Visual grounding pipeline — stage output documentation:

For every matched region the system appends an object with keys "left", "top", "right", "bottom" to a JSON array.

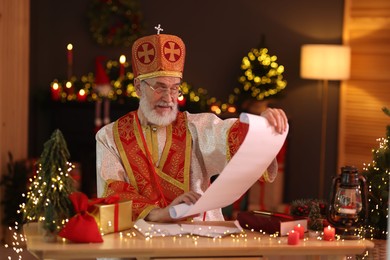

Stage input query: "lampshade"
[{"left": 300, "top": 44, "right": 351, "bottom": 80}]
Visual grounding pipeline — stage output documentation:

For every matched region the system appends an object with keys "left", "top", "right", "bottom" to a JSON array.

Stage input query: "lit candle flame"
[{"left": 120, "top": 55, "right": 126, "bottom": 64}]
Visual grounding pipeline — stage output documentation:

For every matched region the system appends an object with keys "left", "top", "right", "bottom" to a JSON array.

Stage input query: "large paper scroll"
[{"left": 169, "top": 113, "right": 289, "bottom": 219}]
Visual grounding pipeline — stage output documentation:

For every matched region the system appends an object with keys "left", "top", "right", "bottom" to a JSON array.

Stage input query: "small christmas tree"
[
  {"left": 361, "top": 107, "right": 389, "bottom": 240},
  {"left": 20, "top": 129, "right": 75, "bottom": 233}
]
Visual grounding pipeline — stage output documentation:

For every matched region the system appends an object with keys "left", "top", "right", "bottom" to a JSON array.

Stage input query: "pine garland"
[
  {"left": 50, "top": 58, "right": 213, "bottom": 112},
  {"left": 20, "top": 129, "right": 75, "bottom": 232}
]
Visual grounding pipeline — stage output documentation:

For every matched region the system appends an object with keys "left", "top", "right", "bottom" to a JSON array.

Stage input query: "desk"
[{"left": 24, "top": 222, "right": 374, "bottom": 260}]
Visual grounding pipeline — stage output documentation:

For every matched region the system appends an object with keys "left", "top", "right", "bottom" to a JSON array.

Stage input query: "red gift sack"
[{"left": 58, "top": 192, "right": 103, "bottom": 243}]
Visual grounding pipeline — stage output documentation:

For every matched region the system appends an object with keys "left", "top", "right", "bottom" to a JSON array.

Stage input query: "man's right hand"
[{"left": 144, "top": 191, "right": 201, "bottom": 222}]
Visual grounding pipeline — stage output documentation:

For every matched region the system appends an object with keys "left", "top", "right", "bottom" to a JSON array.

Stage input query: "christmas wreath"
[
  {"left": 87, "top": 0, "right": 143, "bottom": 47},
  {"left": 231, "top": 47, "right": 287, "bottom": 108}
]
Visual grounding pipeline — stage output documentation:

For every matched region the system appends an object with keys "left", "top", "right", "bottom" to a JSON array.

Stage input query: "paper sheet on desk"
[
  {"left": 169, "top": 113, "right": 289, "bottom": 219},
  {"left": 134, "top": 219, "right": 243, "bottom": 238}
]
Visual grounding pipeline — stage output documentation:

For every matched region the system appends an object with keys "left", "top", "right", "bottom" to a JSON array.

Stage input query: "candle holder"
[{"left": 327, "top": 166, "right": 368, "bottom": 240}]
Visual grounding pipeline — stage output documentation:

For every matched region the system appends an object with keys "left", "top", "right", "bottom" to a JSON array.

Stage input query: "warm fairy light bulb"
[
  {"left": 227, "top": 106, "right": 236, "bottom": 113},
  {"left": 67, "top": 43, "right": 73, "bottom": 51}
]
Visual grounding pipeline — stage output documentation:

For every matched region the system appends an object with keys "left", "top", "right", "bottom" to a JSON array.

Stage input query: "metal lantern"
[{"left": 327, "top": 166, "right": 368, "bottom": 239}]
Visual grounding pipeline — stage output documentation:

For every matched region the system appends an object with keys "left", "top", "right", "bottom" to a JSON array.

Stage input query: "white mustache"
[{"left": 156, "top": 101, "right": 175, "bottom": 107}]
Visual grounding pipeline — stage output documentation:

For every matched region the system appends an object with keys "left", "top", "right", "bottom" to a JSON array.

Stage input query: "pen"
[{"left": 253, "top": 210, "right": 294, "bottom": 219}]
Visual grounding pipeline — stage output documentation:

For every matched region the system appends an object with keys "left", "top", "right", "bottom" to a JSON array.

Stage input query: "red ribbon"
[
  {"left": 89, "top": 194, "right": 121, "bottom": 232},
  {"left": 89, "top": 194, "right": 120, "bottom": 206},
  {"left": 114, "top": 203, "right": 119, "bottom": 232}
]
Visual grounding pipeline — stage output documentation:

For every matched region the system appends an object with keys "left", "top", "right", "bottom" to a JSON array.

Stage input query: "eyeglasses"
[{"left": 143, "top": 80, "right": 183, "bottom": 97}]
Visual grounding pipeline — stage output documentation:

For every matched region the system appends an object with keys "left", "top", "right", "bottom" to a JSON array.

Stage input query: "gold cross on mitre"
[{"left": 154, "top": 24, "right": 164, "bottom": 34}]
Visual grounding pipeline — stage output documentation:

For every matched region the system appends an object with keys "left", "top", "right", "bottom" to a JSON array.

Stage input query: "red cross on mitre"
[
  {"left": 163, "top": 41, "right": 181, "bottom": 62},
  {"left": 136, "top": 42, "right": 155, "bottom": 65},
  {"left": 131, "top": 33, "right": 185, "bottom": 80}
]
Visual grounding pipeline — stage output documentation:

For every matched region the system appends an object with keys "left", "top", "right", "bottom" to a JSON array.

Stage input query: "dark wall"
[{"left": 29, "top": 0, "right": 345, "bottom": 201}]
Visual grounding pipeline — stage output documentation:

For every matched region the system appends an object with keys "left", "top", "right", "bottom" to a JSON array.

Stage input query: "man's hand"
[
  {"left": 145, "top": 191, "right": 201, "bottom": 222},
  {"left": 261, "top": 108, "right": 288, "bottom": 134}
]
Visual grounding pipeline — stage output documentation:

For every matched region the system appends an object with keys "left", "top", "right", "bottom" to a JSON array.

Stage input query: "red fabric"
[
  {"left": 89, "top": 194, "right": 120, "bottom": 207},
  {"left": 58, "top": 192, "right": 103, "bottom": 243},
  {"left": 110, "top": 111, "right": 190, "bottom": 220},
  {"left": 95, "top": 56, "right": 110, "bottom": 85},
  {"left": 114, "top": 203, "right": 119, "bottom": 232}
]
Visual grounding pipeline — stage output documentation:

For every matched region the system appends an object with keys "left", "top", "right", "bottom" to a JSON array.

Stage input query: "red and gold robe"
[{"left": 96, "top": 111, "right": 276, "bottom": 221}]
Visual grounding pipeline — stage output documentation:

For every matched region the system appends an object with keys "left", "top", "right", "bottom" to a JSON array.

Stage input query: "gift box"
[{"left": 89, "top": 199, "right": 133, "bottom": 235}]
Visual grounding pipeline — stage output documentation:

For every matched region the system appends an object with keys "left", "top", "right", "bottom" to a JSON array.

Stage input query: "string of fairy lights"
[
  {"left": 3, "top": 157, "right": 381, "bottom": 260},
  {"left": 18, "top": 161, "right": 74, "bottom": 224},
  {"left": 362, "top": 135, "right": 389, "bottom": 240}
]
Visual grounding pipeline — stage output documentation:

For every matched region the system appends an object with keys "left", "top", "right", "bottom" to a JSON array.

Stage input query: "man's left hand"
[{"left": 261, "top": 108, "right": 288, "bottom": 134}]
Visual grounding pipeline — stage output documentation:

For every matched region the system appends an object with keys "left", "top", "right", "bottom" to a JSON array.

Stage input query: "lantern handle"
[{"left": 327, "top": 175, "right": 341, "bottom": 227}]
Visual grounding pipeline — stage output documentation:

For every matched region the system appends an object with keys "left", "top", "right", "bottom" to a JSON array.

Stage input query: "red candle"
[
  {"left": 294, "top": 224, "right": 305, "bottom": 239},
  {"left": 323, "top": 225, "right": 335, "bottom": 241},
  {"left": 67, "top": 44, "right": 73, "bottom": 65},
  {"left": 119, "top": 55, "right": 126, "bottom": 78},
  {"left": 287, "top": 230, "right": 300, "bottom": 245},
  {"left": 77, "top": 89, "right": 87, "bottom": 102},
  {"left": 67, "top": 43, "right": 73, "bottom": 80},
  {"left": 177, "top": 95, "right": 186, "bottom": 107},
  {"left": 51, "top": 82, "right": 61, "bottom": 101}
]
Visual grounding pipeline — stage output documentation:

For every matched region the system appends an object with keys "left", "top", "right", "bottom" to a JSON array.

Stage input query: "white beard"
[{"left": 139, "top": 95, "right": 178, "bottom": 126}]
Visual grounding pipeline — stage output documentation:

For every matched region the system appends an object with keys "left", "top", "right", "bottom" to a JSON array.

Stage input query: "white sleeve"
[
  {"left": 186, "top": 112, "right": 279, "bottom": 182},
  {"left": 95, "top": 123, "right": 127, "bottom": 197},
  {"left": 186, "top": 112, "right": 237, "bottom": 178}
]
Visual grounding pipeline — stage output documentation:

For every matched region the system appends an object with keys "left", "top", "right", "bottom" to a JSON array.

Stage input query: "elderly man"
[{"left": 96, "top": 32, "right": 288, "bottom": 223}]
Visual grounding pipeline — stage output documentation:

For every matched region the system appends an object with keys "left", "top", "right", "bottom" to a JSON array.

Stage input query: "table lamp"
[{"left": 300, "top": 44, "right": 351, "bottom": 199}]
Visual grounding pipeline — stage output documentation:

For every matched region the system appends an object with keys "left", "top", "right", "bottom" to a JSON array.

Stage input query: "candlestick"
[
  {"left": 119, "top": 55, "right": 126, "bottom": 78},
  {"left": 323, "top": 225, "right": 335, "bottom": 241},
  {"left": 293, "top": 224, "right": 305, "bottom": 239},
  {"left": 287, "top": 230, "right": 300, "bottom": 245},
  {"left": 67, "top": 43, "right": 73, "bottom": 80}
]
